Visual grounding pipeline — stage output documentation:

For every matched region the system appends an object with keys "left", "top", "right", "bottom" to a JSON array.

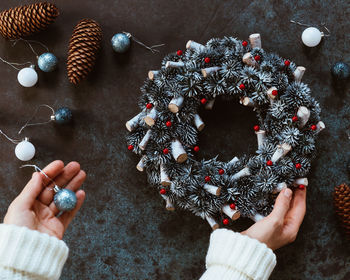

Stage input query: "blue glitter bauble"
[
  {"left": 331, "top": 62, "right": 350, "bottom": 80},
  {"left": 37, "top": 53, "right": 58, "bottom": 72},
  {"left": 111, "top": 33, "right": 131, "bottom": 53},
  {"left": 54, "top": 107, "right": 72, "bottom": 124},
  {"left": 54, "top": 189, "right": 77, "bottom": 212}
]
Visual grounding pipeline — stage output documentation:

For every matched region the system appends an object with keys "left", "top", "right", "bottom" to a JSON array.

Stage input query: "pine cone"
[
  {"left": 334, "top": 183, "right": 350, "bottom": 237},
  {"left": 67, "top": 19, "right": 102, "bottom": 84},
  {"left": 0, "top": 2, "right": 59, "bottom": 39}
]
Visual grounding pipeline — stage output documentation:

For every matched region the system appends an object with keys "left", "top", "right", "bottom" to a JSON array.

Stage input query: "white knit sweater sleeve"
[
  {"left": 0, "top": 224, "right": 69, "bottom": 280},
  {"left": 200, "top": 229, "right": 276, "bottom": 280}
]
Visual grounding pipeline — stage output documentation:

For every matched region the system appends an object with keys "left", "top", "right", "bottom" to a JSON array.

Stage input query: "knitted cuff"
[
  {"left": 201, "top": 229, "right": 276, "bottom": 280},
  {"left": 0, "top": 224, "right": 69, "bottom": 280}
]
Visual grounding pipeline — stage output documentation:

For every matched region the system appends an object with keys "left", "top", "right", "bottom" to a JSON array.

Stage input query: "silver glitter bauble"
[
  {"left": 111, "top": 33, "right": 131, "bottom": 53},
  {"left": 331, "top": 62, "right": 350, "bottom": 80},
  {"left": 38, "top": 52, "right": 58, "bottom": 72},
  {"left": 54, "top": 188, "right": 77, "bottom": 212},
  {"left": 53, "top": 107, "right": 73, "bottom": 124}
]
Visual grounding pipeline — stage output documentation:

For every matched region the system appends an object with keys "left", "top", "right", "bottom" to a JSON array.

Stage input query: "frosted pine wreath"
[{"left": 126, "top": 33, "right": 325, "bottom": 229}]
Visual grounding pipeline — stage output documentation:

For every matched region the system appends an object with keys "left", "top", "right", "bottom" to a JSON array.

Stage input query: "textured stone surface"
[{"left": 0, "top": 0, "right": 349, "bottom": 279}]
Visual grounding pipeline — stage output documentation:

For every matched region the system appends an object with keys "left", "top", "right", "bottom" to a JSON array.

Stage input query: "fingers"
[
  {"left": 38, "top": 162, "right": 81, "bottom": 205},
  {"left": 49, "top": 170, "right": 86, "bottom": 214},
  {"left": 242, "top": 188, "right": 306, "bottom": 251},
  {"left": 41, "top": 161, "right": 65, "bottom": 186},
  {"left": 269, "top": 188, "right": 293, "bottom": 221},
  {"left": 58, "top": 190, "right": 86, "bottom": 230},
  {"left": 286, "top": 188, "right": 307, "bottom": 230},
  {"left": 16, "top": 172, "right": 43, "bottom": 210}
]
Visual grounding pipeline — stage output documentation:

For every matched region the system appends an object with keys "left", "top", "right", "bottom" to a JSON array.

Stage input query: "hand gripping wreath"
[{"left": 126, "top": 33, "right": 324, "bottom": 229}]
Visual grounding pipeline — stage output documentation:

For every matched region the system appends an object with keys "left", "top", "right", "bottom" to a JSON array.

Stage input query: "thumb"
[
  {"left": 17, "top": 172, "right": 43, "bottom": 209},
  {"left": 270, "top": 188, "right": 293, "bottom": 221}
]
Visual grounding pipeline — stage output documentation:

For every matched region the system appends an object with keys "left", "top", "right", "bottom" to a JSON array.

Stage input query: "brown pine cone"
[
  {"left": 67, "top": 19, "right": 102, "bottom": 84},
  {"left": 0, "top": 2, "right": 59, "bottom": 39},
  {"left": 334, "top": 183, "right": 350, "bottom": 237}
]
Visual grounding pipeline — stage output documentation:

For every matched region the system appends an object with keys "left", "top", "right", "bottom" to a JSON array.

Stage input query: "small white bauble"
[
  {"left": 301, "top": 27, "right": 322, "bottom": 47},
  {"left": 15, "top": 140, "right": 35, "bottom": 161},
  {"left": 17, "top": 66, "right": 38, "bottom": 87}
]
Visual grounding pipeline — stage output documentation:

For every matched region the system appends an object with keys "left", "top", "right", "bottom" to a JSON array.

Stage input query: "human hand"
[
  {"left": 241, "top": 187, "right": 306, "bottom": 250},
  {"left": 3, "top": 160, "right": 86, "bottom": 240}
]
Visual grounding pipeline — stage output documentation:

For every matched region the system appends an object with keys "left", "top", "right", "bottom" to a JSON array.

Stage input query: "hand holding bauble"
[{"left": 20, "top": 164, "right": 79, "bottom": 212}]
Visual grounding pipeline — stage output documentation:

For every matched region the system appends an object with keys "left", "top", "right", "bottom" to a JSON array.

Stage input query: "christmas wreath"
[{"left": 126, "top": 33, "right": 324, "bottom": 229}]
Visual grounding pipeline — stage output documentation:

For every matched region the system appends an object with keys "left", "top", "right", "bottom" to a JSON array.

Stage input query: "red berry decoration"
[
  {"left": 194, "top": 146, "right": 200, "bottom": 152},
  {"left": 239, "top": 83, "right": 245, "bottom": 90},
  {"left": 163, "top": 148, "right": 169, "bottom": 154},
  {"left": 292, "top": 116, "right": 298, "bottom": 122},
  {"left": 242, "top": 40, "right": 248, "bottom": 47},
  {"left": 299, "top": 184, "right": 306, "bottom": 190},
  {"left": 266, "top": 160, "right": 273, "bottom": 166},
  {"left": 166, "top": 121, "right": 172, "bottom": 127},
  {"left": 205, "top": 176, "right": 211, "bottom": 182},
  {"left": 177, "top": 50, "right": 183, "bottom": 56},
  {"left": 295, "top": 163, "right": 301, "bottom": 169},
  {"left": 271, "top": 90, "right": 278, "bottom": 96},
  {"left": 159, "top": 188, "right": 166, "bottom": 195},
  {"left": 254, "top": 55, "right": 261, "bottom": 61},
  {"left": 254, "top": 125, "right": 260, "bottom": 132},
  {"left": 201, "top": 98, "right": 207, "bottom": 104},
  {"left": 219, "top": 169, "right": 225, "bottom": 175},
  {"left": 230, "top": 203, "right": 236, "bottom": 209},
  {"left": 128, "top": 145, "right": 134, "bottom": 151},
  {"left": 284, "top": 60, "right": 290, "bottom": 66},
  {"left": 204, "top": 57, "right": 211, "bottom": 63},
  {"left": 223, "top": 218, "right": 230, "bottom": 225},
  {"left": 146, "top": 103, "right": 153, "bottom": 109},
  {"left": 311, "top": 124, "right": 317, "bottom": 131}
]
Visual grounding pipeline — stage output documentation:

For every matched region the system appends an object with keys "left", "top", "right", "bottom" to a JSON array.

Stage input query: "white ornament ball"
[
  {"left": 15, "top": 140, "right": 35, "bottom": 161},
  {"left": 301, "top": 27, "right": 322, "bottom": 47},
  {"left": 17, "top": 67, "right": 38, "bottom": 87}
]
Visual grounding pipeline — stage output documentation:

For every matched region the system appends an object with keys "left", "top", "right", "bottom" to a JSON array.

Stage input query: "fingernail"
[{"left": 284, "top": 188, "right": 292, "bottom": 199}]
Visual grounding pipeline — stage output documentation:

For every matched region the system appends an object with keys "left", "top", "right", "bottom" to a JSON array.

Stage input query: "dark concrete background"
[{"left": 0, "top": 0, "right": 349, "bottom": 279}]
